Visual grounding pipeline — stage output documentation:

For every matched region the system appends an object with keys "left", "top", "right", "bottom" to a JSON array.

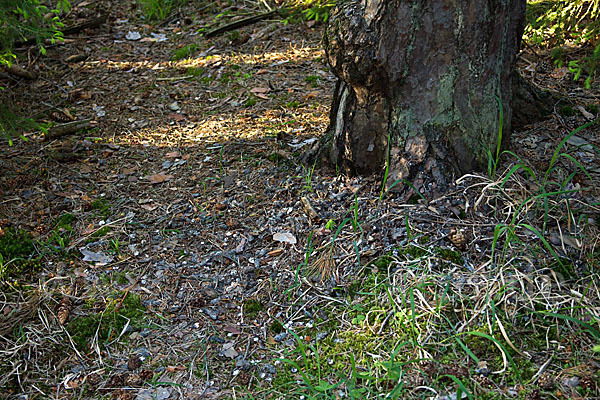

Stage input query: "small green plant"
[
  {"left": 301, "top": 163, "right": 316, "bottom": 192},
  {"left": 525, "top": 0, "right": 600, "bottom": 88},
  {"left": 301, "top": 0, "right": 336, "bottom": 22},
  {"left": 305, "top": 74, "right": 319, "bottom": 86},
  {"left": 244, "top": 96, "right": 257, "bottom": 107},
  {"left": 0, "top": 0, "right": 69, "bottom": 66},
  {"left": 109, "top": 238, "right": 120, "bottom": 255},
  {"left": 138, "top": 0, "right": 186, "bottom": 21},
  {"left": 0, "top": 102, "right": 49, "bottom": 145},
  {"left": 487, "top": 95, "right": 504, "bottom": 178},
  {"left": 324, "top": 219, "right": 335, "bottom": 230}
]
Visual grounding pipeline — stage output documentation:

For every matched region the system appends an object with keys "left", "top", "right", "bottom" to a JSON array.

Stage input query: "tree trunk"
[{"left": 323, "top": 0, "right": 527, "bottom": 191}]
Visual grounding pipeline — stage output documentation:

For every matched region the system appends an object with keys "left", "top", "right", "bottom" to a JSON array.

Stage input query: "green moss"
[
  {"left": 558, "top": 105, "right": 576, "bottom": 117},
  {"left": 585, "top": 103, "right": 599, "bottom": 114},
  {"left": 285, "top": 101, "right": 301, "bottom": 108},
  {"left": 226, "top": 30, "right": 240, "bottom": 42},
  {"left": 102, "top": 271, "right": 128, "bottom": 285},
  {"left": 370, "top": 255, "right": 393, "bottom": 270},
  {"left": 406, "top": 194, "right": 421, "bottom": 204},
  {"left": 91, "top": 199, "right": 111, "bottom": 218},
  {"left": 186, "top": 66, "right": 204, "bottom": 76},
  {"left": 268, "top": 152, "right": 286, "bottom": 163},
  {"left": 305, "top": 75, "right": 319, "bottom": 87},
  {"left": 418, "top": 235, "right": 430, "bottom": 245},
  {"left": 0, "top": 227, "right": 41, "bottom": 288},
  {"left": 549, "top": 257, "right": 576, "bottom": 279},
  {"left": 244, "top": 299, "right": 263, "bottom": 318},
  {"left": 435, "top": 247, "right": 463, "bottom": 265},
  {"left": 396, "top": 245, "right": 427, "bottom": 259},
  {"left": 171, "top": 44, "right": 201, "bottom": 61},
  {"left": 0, "top": 227, "right": 35, "bottom": 261},
  {"left": 55, "top": 213, "right": 76, "bottom": 230},
  {"left": 270, "top": 320, "right": 284, "bottom": 334},
  {"left": 90, "top": 226, "right": 112, "bottom": 239},
  {"left": 66, "top": 293, "right": 144, "bottom": 351}
]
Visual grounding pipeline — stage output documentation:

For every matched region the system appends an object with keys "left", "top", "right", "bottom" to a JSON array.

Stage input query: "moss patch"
[
  {"left": 243, "top": 299, "right": 263, "bottom": 318},
  {"left": 66, "top": 293, "right": 144, "bottom": 351},
  {"left": 0, "top": 227, "right": 35, "bottom": 261},
  {"left": 0, "top": 227, "right": 41, "bottom": 288},
  {"left": 91, "top": 198, "right": 111, "bottom": 218},
  {"left": 171, "top": 44, "right": 201, "bottom": 61}
]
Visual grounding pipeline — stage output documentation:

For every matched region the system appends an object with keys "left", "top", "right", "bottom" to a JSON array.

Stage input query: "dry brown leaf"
[
  {"left": 167, "top": 113, "right": 185, "bottom": 121},
  {"left": 147, "top": 172, "right": 173, "bottom": 184},
  {"left": 576, "top": 105, "right": 595, "bottom": 120},
  {"left": 79, "top": 224, "right": 96, "bottom": 235},
  {"left": 79, "top": 164, "right": 93, "bottom": 174},
  {"left": 224, "top": 324, "right": 242, "bottom": 335},
  {"left": 250, "top": 87, "right": 270, "bottom": 94},
  {"left": 122, "top": 166, "right": 137, "bottom": 175},
  {"left": 551, "top": 67, "right": 569, "bottom": 79},
  {"left": 268, "top": 249, "right": 283, "bottom": 257},
  {"left": 165, "top": 151, "right": 181, "bottom": 159}
]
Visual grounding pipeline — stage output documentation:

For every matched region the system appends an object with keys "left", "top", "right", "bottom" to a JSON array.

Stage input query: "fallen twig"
[{"left": 44, "top": 119, "right": 91, "bottom": 141}]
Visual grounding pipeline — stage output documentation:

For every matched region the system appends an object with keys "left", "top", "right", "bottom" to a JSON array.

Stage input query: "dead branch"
[{"left": 204, "top": 9, "right": 287, "bottom": 38}]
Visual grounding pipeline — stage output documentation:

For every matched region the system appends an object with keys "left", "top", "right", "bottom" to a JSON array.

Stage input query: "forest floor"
[{"left": 1, "top": 1, "right": 600, "bottom": 399}]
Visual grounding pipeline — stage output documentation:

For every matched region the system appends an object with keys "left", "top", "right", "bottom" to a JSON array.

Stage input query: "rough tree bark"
[{"left": 322, "top": 0, "right": 527, "bottom": 192}]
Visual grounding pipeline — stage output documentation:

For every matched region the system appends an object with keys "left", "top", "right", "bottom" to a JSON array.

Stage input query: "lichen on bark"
[{"left": 323, "top": 0, "right": 527, "bottom": 192}]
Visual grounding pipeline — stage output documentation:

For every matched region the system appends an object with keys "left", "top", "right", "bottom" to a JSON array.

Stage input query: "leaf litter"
[{"left": 0, "top": 1, "right": 599, "bottom": 399}]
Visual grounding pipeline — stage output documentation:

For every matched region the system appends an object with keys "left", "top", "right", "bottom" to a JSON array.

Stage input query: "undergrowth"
[
  {"left": 525, "top": 0, "right": 600, "bottom": 87},
  {"left": 255, "top": 121, "right": 600, "bottom": 399}
]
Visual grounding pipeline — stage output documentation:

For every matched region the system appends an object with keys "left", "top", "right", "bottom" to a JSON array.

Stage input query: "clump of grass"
[
  {"left": 267, "top": 241, "right": 600, "bottom": 398},
  {"left": 138, "top": 0, "right": 187, "bottom": 21}
]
